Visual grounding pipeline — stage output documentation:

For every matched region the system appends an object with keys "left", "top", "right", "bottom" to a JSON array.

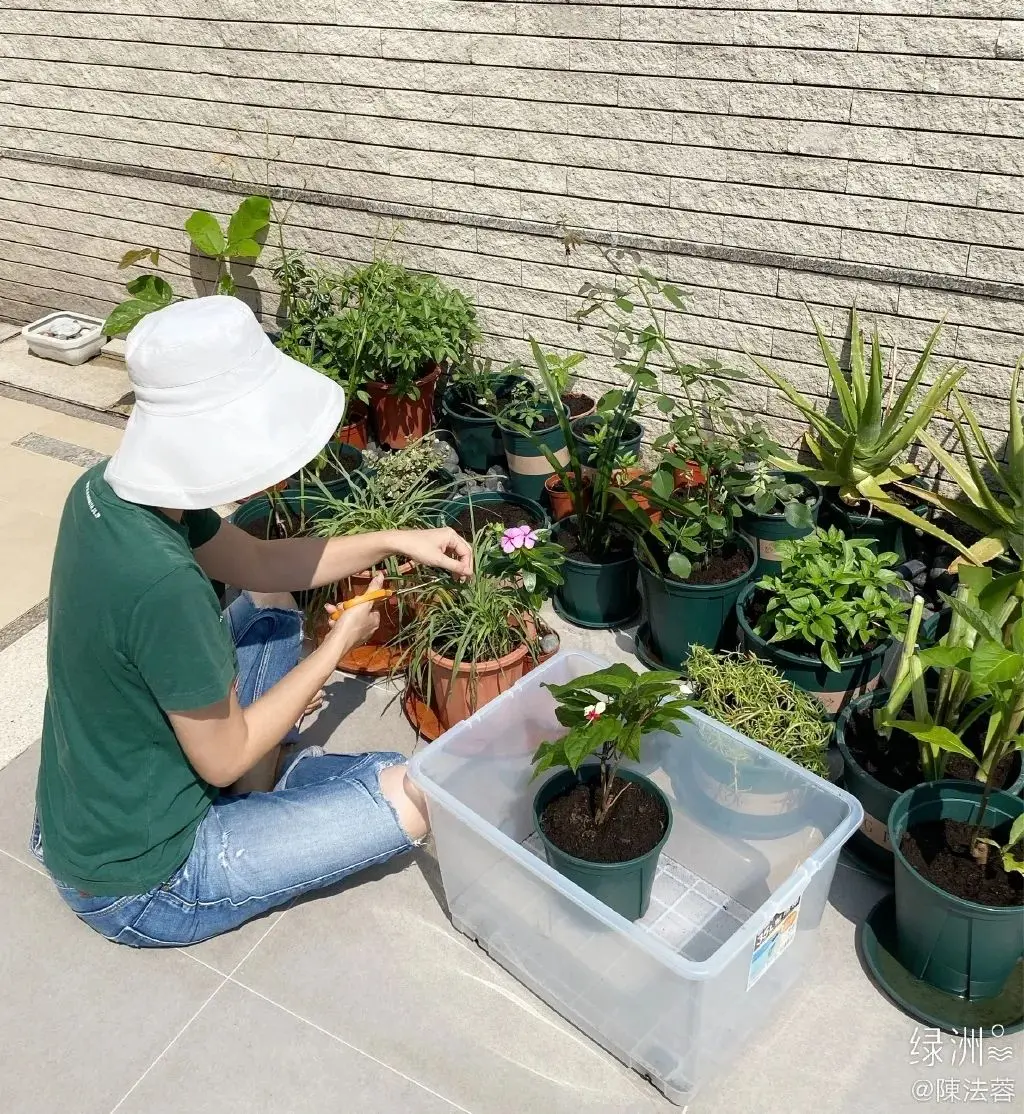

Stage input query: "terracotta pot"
[
  {"left": 673, "top": 459, "right": 706, "bottom": 490},
  {"left": 617, "top": 467, "right": 662, "bottom": 525},
  {"left": 334, "top": 400, "right": 370, "bottom": 450},
  {"left": 367, "top": 365, "right": 442, "bottom": 449},
  {"left": 340, "top": 563, "right": 415, "bottom": 645},
  {"left": 427, "top": 642, "right": 531, "bottom": 730},
  {"left": 544, "top": 472, "right": 590, "bottom": 521}
]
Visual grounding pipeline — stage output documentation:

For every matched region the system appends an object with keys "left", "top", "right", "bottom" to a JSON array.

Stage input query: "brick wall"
[{"left": 1, "top": 1, "right": 1022, "bottom": 455}]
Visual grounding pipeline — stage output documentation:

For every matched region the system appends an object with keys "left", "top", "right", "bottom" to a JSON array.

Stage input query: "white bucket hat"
[{"left": 105, "top": 296, "right": 345, "bottom": 509}]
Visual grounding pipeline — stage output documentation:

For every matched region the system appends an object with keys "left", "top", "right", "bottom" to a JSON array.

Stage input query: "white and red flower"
[{"left": 584, "top": 701, "right": 606, "bottom": 722}]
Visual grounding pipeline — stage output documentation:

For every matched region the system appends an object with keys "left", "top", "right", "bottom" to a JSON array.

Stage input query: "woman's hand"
[
  {"left": 323, "top": 571, "right": 383, "bottom": 654},
  {"left": 393, "top": 527, "right": 473, "bottom": 579}
]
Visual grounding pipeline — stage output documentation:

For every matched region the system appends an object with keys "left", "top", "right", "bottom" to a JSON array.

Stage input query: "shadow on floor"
[
  {"left": 292, "top": 673, "right": 375, "bottom": 750},
  {"left": 827, "top": 861, "right": 889, "bottom": 927}
]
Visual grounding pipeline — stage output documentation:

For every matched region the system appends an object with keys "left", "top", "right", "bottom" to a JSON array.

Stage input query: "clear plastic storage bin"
[{"left": 408, "top": 651, "right": 863, "bottom": 1106}]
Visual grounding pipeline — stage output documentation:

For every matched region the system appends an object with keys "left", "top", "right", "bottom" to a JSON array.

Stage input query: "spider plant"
[
  {"left": 892, "top": 358, "right": 1024, "bottom": 566},
  {"left": 753, "top": 308, "right": 965, "bottom": 500},
  {"left": 401, "top": 531, "right": 540, "bottom": 711}
]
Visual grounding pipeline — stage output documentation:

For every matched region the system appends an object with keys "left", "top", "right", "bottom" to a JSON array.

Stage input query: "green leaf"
[
  {"left": 125, "top": 274, "right": 174, "bottom": 306},
  {"left": 969, "top": 644, "right": 1024, "bottom": 687},
  {"left": 1007, "top": 814, "right": 1024, "bottom": 849},
  {"left": 663, "top": 285, "right": 686, "bottom": 310},
  {"left": 918, "top": 644, "right": 972, "bottom": 671},
  {"left": 656, "top": 395, "right": 676, "bottom": 414},
  {"left": 820, "top": 643, "right": 841, "bottom": 672},
  {"left": 217, "top": 273, "right": 237, "bottom": 296},
  {"left": 942, "top": 593, "right": 1005, "bottom": 646},
  {"left": 784, "top": 501, "right": 813, "bottom": 529},
  {"left": 228, "top": 237, "right": 263, "bottom": 260},
  {"left": 184, "top": 210, "right": 226, "bottom": 257},
  {"left": 615, "top": 297, "right": 634, "bottom": 312},
  {"left": 118, "top": 247, "right": 159, "bottom": 269},
  {"left": 668, "top": 552, "right": 692, "bottom": 580},
  {"left": 102, "top": 299, "right": 159, "bottom": 336},
  {"left": 651, "top": 467, "right": 675, "bottom": 500},
  {"left": 225, "top": 195, "right": 271, "bottom": 251},
  {"left": 897, "top": 721, "right": 977, "bottom": 761}
]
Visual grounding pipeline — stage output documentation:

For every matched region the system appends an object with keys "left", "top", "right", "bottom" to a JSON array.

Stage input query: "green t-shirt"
[{"left": 36, "top": 464, "right": 237, "bottom": 896}]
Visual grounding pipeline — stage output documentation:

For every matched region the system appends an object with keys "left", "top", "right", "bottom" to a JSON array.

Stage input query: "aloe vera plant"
[
  {"left": 753, "top": 308, "right": 965, "bottom": 501},
  {"left": 894, "top": 358, "right": 1024, "bottom": 566}
]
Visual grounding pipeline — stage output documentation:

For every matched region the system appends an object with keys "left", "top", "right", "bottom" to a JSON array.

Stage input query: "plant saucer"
[
  {"left": 551, "top": 595, "right": 641, "bottom": 631},
  {"left": 633, "top": 622, "right": 679, "bottom": 673},
  {"left": 336, "top": 642, "right": 404, "bottom": 678},
  {"left": 402, "top": 686, "right": 444, "bottom": 743},
  {"left": 858, "top": 895, "right": 1023, "bottom": 1036}
]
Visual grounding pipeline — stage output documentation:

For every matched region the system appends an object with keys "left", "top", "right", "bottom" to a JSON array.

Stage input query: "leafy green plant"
[
  {"left": 753, "top": 527, "right": 910, "bottom": 671},
  {"left": 499, "top": 378, "right": 553, "bottom": 430},
  {"left": 892, "top": 358, "right": 1024, "bottom": 566},
  {"left": 532, "top": 664, "right": 691, "bottom": 826},
  {"left": 446, "top": 356, "right": 526, "bottom": 417},
  {"left": 740, "top": 463, "right": 816, "bottom": 525},
  {"left": 477, "top": 522, "right": 565, "bottom": 611},
  {"left": 401, "top": 533, "right": 540, "bottom": 708},
  {"left": 360, "top": 434, "right": 452, "bottom": 502},
  {"left": 104, "top": 195, "right": 271, "bottom": 334},
  {"left": 878, "top": 565, "right": 1024, "bottom": 791},
  {"left": 332, "top": 258, "right": 480, "bottom": 399},
  {"left": 752, "top": 308, "right": 965, "bottom": 504},
  {"left": 685, "top": 646, "right": 831, "bottom": 777},
  {"left": 526, "top": 348, "right": 587, "bottom": 401}
]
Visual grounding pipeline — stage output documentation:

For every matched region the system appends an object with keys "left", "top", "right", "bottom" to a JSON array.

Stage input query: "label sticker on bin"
[{"left": 747, "top": 897, "right": 801, "bottom": 990}]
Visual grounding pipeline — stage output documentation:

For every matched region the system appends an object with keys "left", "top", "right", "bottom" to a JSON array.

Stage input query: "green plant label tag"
[{"left": 747, "top": 897, "right": 801, "bottom": 990}]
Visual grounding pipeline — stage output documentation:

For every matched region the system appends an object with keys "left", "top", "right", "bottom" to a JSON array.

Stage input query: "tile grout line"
[
  {"left": 225, "top": 977, "right": 477, "bottom": 1114},
  {"left": 107, "top": 912, "right": 287, "bottom": 1113},
  {"left": 0, "top": 845, "right": 47, "bottom": 878}
]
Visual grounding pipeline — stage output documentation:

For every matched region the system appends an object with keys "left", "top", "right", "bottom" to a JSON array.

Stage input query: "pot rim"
[
  {"left": 636, "top": 533, "right": 757, "bottom": 595},
  {"left": 532, "top": 764, "right": 674, "bottom": 871},
  {"left": 738, "top": 471, "right": 823, "bottom": 519},
  {"left": 366, "top": 363, "right": 443, "bottom": 396},
  {"left": 889, "top": 779, "right": 1024, "bottom": 915},
  {"left": 426, "top": 639, "right": 531, "bottom": 674},
  {"left": 737, "top": 581, "right": 892, "bottom": 669},
  {"left": 338, "top": 399, "right": 370, "bottom": 424},
  {"left": 440, "top": 490, "right": 549, "bottom": 529}
]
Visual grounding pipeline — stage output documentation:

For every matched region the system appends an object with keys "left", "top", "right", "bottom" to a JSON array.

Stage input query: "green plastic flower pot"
[
  {"left": 637, "top": 537, "right": 757, "bottom": 669},
  {"left": 287, "top": 443, "right": 362, "bottom": 495},
  {"left": 554, "top": 517, "right": 640, "bottom": 628},
  {"left": 889, "top": 780, "right": 1024, "bottom": 1000},
  {"left": 442, "top": 374, "right": 527, "bottom": 472},
  {"left": 532, "top": 765, "right": 673, "bottom": 921},
  {"left": 230, "top": 485, "right": 334, "bottom": 538},
  {"left": 739, "top": 472, "right": 822, "bottom": 576},
  {"left": 438, "top": 490, "right": 548, "bottom": 533},
  {"left": 572, "top": 416, "right": 644, "bottom": 467},
  {"left": 736, "top": 583, "right": 891, "bottom": 717},
  {"left": 835, "top": 691, "right": 902, "bottom": 875},
  {"left": 499, "top": 417, "right": 569, "bottom": 503}
]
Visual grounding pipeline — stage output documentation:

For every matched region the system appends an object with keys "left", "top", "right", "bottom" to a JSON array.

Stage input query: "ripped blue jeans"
[{"left": 30, "top": 592, "right": 415, "bottom": 947}]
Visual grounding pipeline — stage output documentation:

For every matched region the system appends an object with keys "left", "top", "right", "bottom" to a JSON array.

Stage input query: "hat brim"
[{"left": 105, "top": 348, "right": 346, "bottom": 509}]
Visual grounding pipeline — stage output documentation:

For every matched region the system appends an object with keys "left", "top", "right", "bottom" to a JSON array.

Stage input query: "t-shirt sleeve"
[
  {"left": 126, "top": 567, "right": 236, "bottom": 713},
  {"left": 183, "top": 507, "right": 222, "bottom": 550}
]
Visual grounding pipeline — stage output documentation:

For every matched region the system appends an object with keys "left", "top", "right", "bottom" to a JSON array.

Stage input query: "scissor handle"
[{"left": 327, "top": 588, "right": 394, "bottom": 620}]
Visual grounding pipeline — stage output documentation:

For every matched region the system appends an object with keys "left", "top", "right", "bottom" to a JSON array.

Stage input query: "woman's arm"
[
  {"left": 195, "top": 521, "right": 472, "bottom": 592},
  {"left": 168, "top": 590, "right": 381, "bottom": 787}
]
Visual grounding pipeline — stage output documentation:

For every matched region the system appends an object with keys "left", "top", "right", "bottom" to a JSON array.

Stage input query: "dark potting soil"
[
  {"left": 562, "top": 392, "right": 595, "bottom": 418},
  {"left": 541, "top": 776, "right": 667, "bottom": 864},
  {"left": 900, "top": 820, "right": 1023, "bottom": 908},
  {"left": 450, "top": 500, "right": 544, "bottom": 539},
  {"left": 744, "top": 589, "right": 883, "bottom": 658},
  {"left": 666, "top": 541, "right": 752, "bottom": 585},
  {"left": 558, "top": 522, "right": 632, "bottom": 564},
  {"left": 846, "top": 707, "right": 1021, "bottom": 795}
]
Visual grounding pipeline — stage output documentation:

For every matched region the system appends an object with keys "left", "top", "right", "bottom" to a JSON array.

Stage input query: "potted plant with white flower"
[{"left": 531, "top": 664, "right": 691, "bottom": 920}]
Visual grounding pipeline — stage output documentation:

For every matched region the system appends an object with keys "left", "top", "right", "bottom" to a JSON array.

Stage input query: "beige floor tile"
[
  {"left": 0, "top": 500, "right": 58, "bottom": 627},
  {"left": 32, "top": 410, "right": 124, "bottom": 455},
  {"left": 0, "top": 444, "right": 82, "bottom": 520},
  {"left": 0, "top": 395, "right": 46, "bottom": 446}
]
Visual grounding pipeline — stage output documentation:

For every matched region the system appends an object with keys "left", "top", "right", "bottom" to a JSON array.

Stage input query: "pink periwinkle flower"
[{"left": 501, "top": 524, "right": 539, "bottom": 554}]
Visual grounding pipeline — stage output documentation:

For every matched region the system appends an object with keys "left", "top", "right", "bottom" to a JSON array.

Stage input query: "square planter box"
[
  {"left": 409, "top": 651, "right": 862, "bottom": 1106},
  {"left": 22, "top": 312, "right": 107, "bottom": 365}
]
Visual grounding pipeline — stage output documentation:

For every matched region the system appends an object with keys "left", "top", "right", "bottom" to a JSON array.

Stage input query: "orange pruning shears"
[{"left": 326, "top": 578, "right": 443, "bottom": 622}]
